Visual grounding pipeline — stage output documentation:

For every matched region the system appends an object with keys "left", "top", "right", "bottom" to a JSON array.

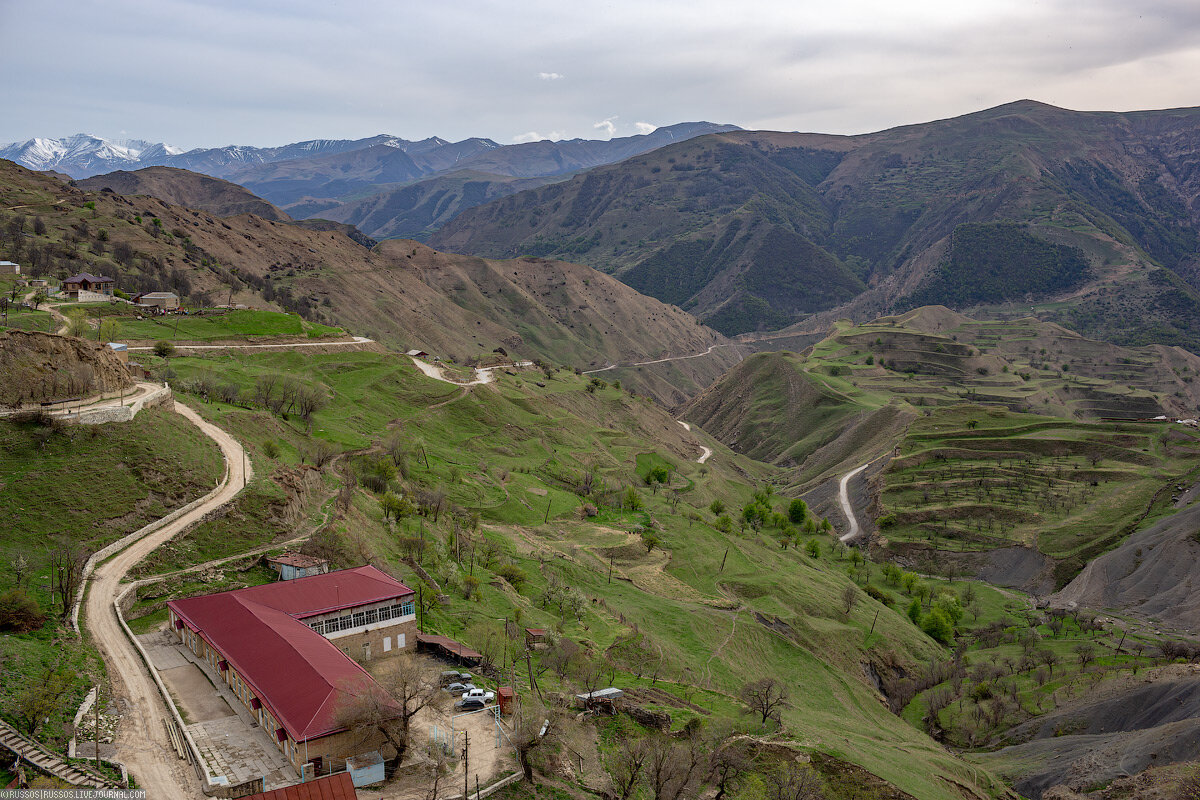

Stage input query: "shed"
[
  {"left": 496, "top": 686, "right": 516, "bottom": 715},
  {"left": 415, "top": 633, "right": 482, "bottom": 666},
  {"left": 346, "top": 751, "right": 385, "bottom": 788},
  {"left": 133, "top": 291, "right": 180, "bottom": 310},
  {"left": 106, "top": 342, "right": 129, "bottom": 363},
  {"left": 266, "top": 552, "right": 330, "bottom": 581},
  {"left": 0, "top": 261, "right": 19, "bottom": 275},
  {"left": 524, "top": 628, "right": 548, "bottom": 648},
  {"left": 575, "top": 687, "right": 624, "bottom": 707},
  {"left": 406, "top": 349, "right": 429, "bottom": 358}
]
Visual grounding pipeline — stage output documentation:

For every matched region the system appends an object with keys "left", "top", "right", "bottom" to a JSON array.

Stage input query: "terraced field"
[{"left": 878, "top": 405, "right": 1200, "bottom": 582}]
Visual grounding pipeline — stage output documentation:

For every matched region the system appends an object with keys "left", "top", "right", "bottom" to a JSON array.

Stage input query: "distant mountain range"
[
  {"left": 0, "top": 123, "right": 741, "bottom": 239},
  {"left": 430, "top": 100, "right": 1200, "bottom": 350}
]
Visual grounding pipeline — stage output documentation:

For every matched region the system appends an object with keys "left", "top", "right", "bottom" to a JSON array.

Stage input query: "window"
[
  {"left": 352, "top": 611, "right": 367, "bottom": 628},
  {"left": 399, "top": 600, "right": 415, "bottom": 617},
  {"left": 398, "top": 633, "right": 406, "bottom": 648},
  {"left": 364, "top": 608, "right": 378, "bottom": 625},
  {"left": 383, "top": 637, "right": 391, "bottom": 652}
]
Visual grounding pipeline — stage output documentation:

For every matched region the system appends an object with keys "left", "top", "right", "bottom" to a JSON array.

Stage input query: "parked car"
[
  {"left": 455, "top": 697, "right": 487, "bottom": 711},
  {"left": 440, "top": 670, "right": 473, "bottom": 686},
  {"left": 461, "top": 687, "right": 494, "bottom": 703},
  {"left": 444, "top": 682, "right": 469, "bottom": 694}
]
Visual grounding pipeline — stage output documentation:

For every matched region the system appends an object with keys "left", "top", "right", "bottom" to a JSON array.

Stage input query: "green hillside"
[{"left": 100, "top": 346, "right": 1013, "bottom": 800}]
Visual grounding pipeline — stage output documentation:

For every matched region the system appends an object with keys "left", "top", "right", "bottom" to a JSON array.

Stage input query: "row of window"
[{"left": 307, "top": 600, "right": 414, "bottom": 635}]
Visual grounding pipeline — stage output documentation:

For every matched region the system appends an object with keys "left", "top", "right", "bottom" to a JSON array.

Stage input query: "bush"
[
  {"left": 153, "top": 340, "right": 176, "bottom": 358},
  {"left": 922, "top": 608, "right": 954, "bottom": 644},
  {"left": 262, "top": 440, "right": 281, "bottom": 459},
  {"left": 497, "top": 564, "right": 528, "bottom": 591},
  {"left": 865, "top": 584, "right": 894, "bottom": 606},
  {"left": 0, "top": 589, "right": 47, "bottom": 633}
]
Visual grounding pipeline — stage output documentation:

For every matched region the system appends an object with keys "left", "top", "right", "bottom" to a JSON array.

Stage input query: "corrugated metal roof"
[
  {"left": 168, "top": 566, "right": 412, "bottom": 742},
  {"left": 244, "top": 772, "right": 357, "bottom": 800}
]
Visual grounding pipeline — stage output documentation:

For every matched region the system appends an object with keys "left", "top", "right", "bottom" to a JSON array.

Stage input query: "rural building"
[
  {"left": 0, "top": 261, "right": 19, "bottom": 274},
  {"left": 267, "top": 552, "right": 330, "bottom": 580},
  {"left": 524, "top": 628, "right": 548, "bottom": 648},
  {"left": 405, "top": 349, "right": 429, "bottom": 359},
  {"left": 106, "top": 342, "right": 129, "bottom": 363},
  {"left": 132, "top": 291, "right": 180, "bottom": 310},
  {"left": 26, "top": 278, "right": 47, "bottom": 288},
  {"left": 62, "top": 272, "right": 115, "bottom": 298},
  {"left": 166, "top": 566, "right": 418, "bottom": 781},
  {"left": 415, "top": 633, "right": 482, "bottom": 666},
  {"left": 242, "top": 771, "right": 358, "bottom": 799}
]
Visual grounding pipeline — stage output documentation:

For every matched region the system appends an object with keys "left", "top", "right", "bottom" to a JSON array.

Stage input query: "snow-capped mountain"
[{"left": 0, "top": 134, "right": 185, "bottom": 177}]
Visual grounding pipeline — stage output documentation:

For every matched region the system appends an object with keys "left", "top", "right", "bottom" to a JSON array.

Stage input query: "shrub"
[
  {"left": 497, "top": 564, "right": 528, "bottom": 591},
  {"left": 865, "top": 584, "right": 894, "bottom": 606},
  {"left": 262, "top": 440, "right": 281, "bottom": 459},
  {"left": 153, "top": 340, "right": 176, "bottom": 358},
  {"left": 922, "top": 608, "right": 954, "bottom": 644},
  {"left": 0, "top": 589, "right": 47, "bottom": 633}
]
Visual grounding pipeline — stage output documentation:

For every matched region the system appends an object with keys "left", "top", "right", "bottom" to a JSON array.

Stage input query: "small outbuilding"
[
  {"left": 406, "top": 349, "right": 429, "bottom": 359},
  {"left": 132, "top": 291, "right": 180, "bottom": 310},
  {"left": 496, "top": 686, "right": 517, "bottom": 715},
  {"left": 266, "top": 552, "right": 330, "bottom": 580},
  {"left": 415, "top": 633, "right": 482, "bottom": 666},
  {"left": 525, "top": 628, "right": 548, "bottom": 648},
  {"left": 0, "top": 261, "right": 20, "bottom": 275},
  {"left": 106, "top": 342, "right": 129, "bottom": 363}
]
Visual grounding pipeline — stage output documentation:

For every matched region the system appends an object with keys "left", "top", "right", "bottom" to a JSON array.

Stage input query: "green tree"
[
  {"left": 804, "top": 539, "right": 820, "bottom": 558},
  {"left": 787, "top": 498, "right": 808, "bottom": 524},
  {"left": 709, "top": 499, "right": 726, "bottom": 516},
  {"left": 922, "top": 608, "right": 954, "bottom": 644},
  {"left": 907, "top": 597, "right": 922, "bottom": 625}
]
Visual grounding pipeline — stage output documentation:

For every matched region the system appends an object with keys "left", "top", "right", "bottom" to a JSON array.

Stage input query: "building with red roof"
[
  {"left": 167, "top": 566, "right": 417, "bottom": 780},
  {"left": 243, "top": 771, "right": 357, "bottom": 800}
]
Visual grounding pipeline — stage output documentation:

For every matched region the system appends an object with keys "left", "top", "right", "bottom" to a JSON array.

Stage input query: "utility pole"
[
  {"left": 462, "top": 731, "right": 470, "bottom": 800},
  {"left": 93, "top": 686, "right": 101, "bottom": 770}
]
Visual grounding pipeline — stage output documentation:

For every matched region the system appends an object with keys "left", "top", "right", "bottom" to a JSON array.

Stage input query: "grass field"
[
  {"left": 0, "top": 405, "right": 222, "bottom": 750},
  {"left": 121, "top": 346, "right": 1008, "bottom": 800},
  {"left": 105, "top": 308, "right": 343, "bottom": 341}
]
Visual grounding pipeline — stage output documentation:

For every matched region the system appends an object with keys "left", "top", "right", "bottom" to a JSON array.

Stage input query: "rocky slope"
[
  {"left": 78, "top": 167, "right": 291, "bottom": 222},
  {"left": 0, "top": 160, "right": 737, "bottom": 405}
]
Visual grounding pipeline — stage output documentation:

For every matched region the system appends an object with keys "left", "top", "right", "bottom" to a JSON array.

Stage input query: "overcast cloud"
[{"left": 2, "top": 0, "right": 1198, "bottom": 149}]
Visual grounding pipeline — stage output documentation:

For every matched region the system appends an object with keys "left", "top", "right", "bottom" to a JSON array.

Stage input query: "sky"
[{"left": 2, "top": 0, "right": 1199, "bottom": 149}]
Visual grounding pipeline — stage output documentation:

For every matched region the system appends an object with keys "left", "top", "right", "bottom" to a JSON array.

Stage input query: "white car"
[{"left": 461, "top": 687, "right": 494, "bottom": 703}]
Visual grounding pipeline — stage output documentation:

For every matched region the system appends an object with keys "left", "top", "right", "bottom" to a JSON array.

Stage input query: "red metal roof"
[
  {"left": 416, "top": 633, "right": 483, "bottom": 660},
  {"left": 244, "top": 772, "right": 357, "bottom": 800},
  {"left": 168, "top": 566, "right": 411, "bottom": 742}
]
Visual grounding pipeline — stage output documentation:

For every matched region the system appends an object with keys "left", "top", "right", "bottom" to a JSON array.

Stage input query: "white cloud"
[
  {"left": 537, "top": 72, "right": 564, "bottom": 81},
  {"left": 593, "top": 117, "right": 618, "bottom": 138},
  {"left": 634, "top": 121, "right": 656, "bottom": 135}
]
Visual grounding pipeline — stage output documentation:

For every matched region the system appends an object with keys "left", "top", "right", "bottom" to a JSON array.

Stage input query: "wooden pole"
[
  {"left": 462, "top": 732, "right": 469, "bottom": 800},
  {"left": 93, "top": 686, "right": 100, "bottom": 770}
]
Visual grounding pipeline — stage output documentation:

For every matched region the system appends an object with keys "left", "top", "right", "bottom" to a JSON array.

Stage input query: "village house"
[
  {"left": 0, "top": 260, "right": 20, "bottom": 275},
  {"left": 131, "top": 291, "right": 180, "bottom": 310},
  {"left": 166, "top": 566, "right": 418, "bottom": 781},
  {"left": 62, "top": 272, "right": 116, "bottom": 299}
]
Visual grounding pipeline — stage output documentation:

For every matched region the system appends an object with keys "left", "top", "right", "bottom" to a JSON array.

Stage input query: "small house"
[
  {"left": 525, "top": 628, "right": 548, "bottom": 648},
  {"left": 575, "top": 687, "right": 624, "bottom": 709},
  {"left": 62, "top": 272, "right": 115, "bottom": 299},
  {"left": 106, "top": 342, "right": 129, "bottom": 363},
  {"left": 0, "top": 261, "right": 19, "bottom": 275},
  {"left": 26, "top": 278, "right": 47, "bottom": 288},
  {"left": 132, "top": 291, "right": 180, "bottom": 311},
  {"left": 266, "top": 552, "right": 330, "bottom": 580},
  {"left": 243, "top": 771, "right": 358, "bottom": 799},
  {"left": 406, "top": 349, "right": 429, "bottom": 359}
]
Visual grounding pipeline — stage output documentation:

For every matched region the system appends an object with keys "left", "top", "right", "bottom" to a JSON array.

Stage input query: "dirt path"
[
  {"left": 410, "top": 357, "right": 532, "bottom": 386},
  {"left": 582, "top": 341, "right": 738, "bottom": 374},
  {"left": 84, "top": 400, "right": 250, "bottom": 799},
  {"left": 676, "top": 420, "right": 713, "bottom": 464},
  {"left": 838, "top": 463, "right": 869, "bottom": 542}
]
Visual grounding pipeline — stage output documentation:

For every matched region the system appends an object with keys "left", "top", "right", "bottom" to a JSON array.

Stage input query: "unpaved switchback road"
[
  {"left": 676, "top": 420, "right": 713, "bottom": 464},
  {"left": 582, "top": 342, "right": 739, "bottom": 374},
  {"left": 838, "top": 463, "right": 870, "bottom": 542},
  {"left": 84, "top": 400, "right": 250, "bottom": 799}
]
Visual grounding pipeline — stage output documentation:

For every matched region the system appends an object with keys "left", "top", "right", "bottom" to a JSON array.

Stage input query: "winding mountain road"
[
  {"left": 84, "top": 400, "right": 250, "bottom": 799},
  {"left": 582, "top": 341, "right": 739, "bottom": 374},
  {"left": 838, "top": 463, "right": 870, "bottom": 542},
  {"left": 676, "top": 420, "right": 713, "bottom": 464},
  {"left": 409, "top": 356, "right": 533, "bottom": 386}
]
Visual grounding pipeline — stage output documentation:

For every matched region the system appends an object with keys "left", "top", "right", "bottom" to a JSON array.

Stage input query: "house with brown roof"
[
  {"left": 62, "top": 272, "right": 115, "bottom": 298},
  {"left": 166, "top": 566, "right": 418, "bottom": 782}
]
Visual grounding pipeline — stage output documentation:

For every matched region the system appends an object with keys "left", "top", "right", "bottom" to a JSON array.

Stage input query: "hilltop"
[
  {"left": 77, "top": 167, "right": 291, "bottom": 222},
  {"left": 0, "top": 159, "right": 738, "bottom": 404},
  {"left": 430, "top": 101, "right": 1200, "bottom": 349}
]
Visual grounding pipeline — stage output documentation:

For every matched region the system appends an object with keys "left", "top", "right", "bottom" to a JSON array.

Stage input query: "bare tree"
[
  {"left": 708, "top": 737, "right": 753, "bottom": 800},
  {"left": 645, "top": 733, "right": 706, "bottom": 800},
  {"left": 764, "top": 761, "right": 825, "bottom": 800},
  {"left": 333, "top": 655, "right": 445, "bottom": 767},
  {"left": 610, "top": 737, "right": 650, "bottom": 800},
  {"left": 511, "top": 700, "right": 550, "bottom": 781},
  {"left": 49, "top": 544, "right": 85, "bottom": 621},
  {"left": 741, "top": 678, "right": 790, "bottom": 725},
  {"left": 841, "top": 584, "right": 858, "bottom": 615}
]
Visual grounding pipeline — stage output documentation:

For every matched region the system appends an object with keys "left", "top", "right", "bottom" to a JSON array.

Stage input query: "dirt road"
[
  {"left": 84, "top": 400, "right": 250, "bottom": 799},
  {"left": 582, "top": 342, "right": 738, "bottom": 374},
  {"left": 838, "top": 463, "right": 869, "bottom": 542},
  {"left": 676, "top": 420, "right": 713, "bottom": 464},
  {"left": 126, "top": 336, "right": 374, "bottom": 352},
  {"left": 409, "top": 357, "right": 532, "bottom": 386}
]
